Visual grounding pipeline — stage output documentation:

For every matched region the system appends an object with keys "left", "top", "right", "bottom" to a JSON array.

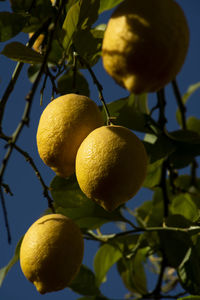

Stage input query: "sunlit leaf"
[
  {"left": 98, "top": 0, "right": 124, "bottom": 14},
  {"left": 94, "top": 243, "right": 122, "bottom": 286},
  {"left": 50, "top": 176, "right": 124, "bottom": 229},
  {"left": 0, "top": 12, "right": 28, "bottom": 42},
  {"left": 62, "top": 1, "right": 80, "bottom": 51},
  {"left": 117, "top": 247, "right": 148, "bottom": 295},
  {"left": 143, "top": 159, "right": 164, "bottom": 189},
  {"left": 0, "top": 237, "right": 23, "bottom": 287},
  {"left": 70, "top": 265, "right": 100, "bottom": 296},
  {"left": 170, "top": 194, "right": 200, "bottom": 222}
]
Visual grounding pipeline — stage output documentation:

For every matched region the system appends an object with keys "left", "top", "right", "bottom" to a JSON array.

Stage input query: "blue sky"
[{"left": 0, "top": 1, "right": 200, "bottom": 299}]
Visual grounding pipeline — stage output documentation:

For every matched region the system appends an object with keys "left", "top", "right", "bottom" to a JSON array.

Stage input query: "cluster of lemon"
[{"left": 20, "top": 0, "right": 189, "bottom": 295}]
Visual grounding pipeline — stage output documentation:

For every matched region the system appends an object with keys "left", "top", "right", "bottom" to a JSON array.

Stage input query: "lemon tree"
[{"left": 1, "top": 1, "right": 200, "bottom": 300}]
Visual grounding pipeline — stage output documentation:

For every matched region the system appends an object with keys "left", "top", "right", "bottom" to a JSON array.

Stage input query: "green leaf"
[
  {"left": 178, "top": 243, "right": 200, "bottom": 295},
  {"left": 94, "top": 243, "right": 122, "bottom": 286},
  {"left": 135, "top": 190, "right": 164, "bottom": 227},
  {"left": 50, "top": 176, "right": 124, "bottom": 229},
  {"left": 27, "top": 64, "right": 41, "bottom": 83},
  {"left": 178, "top": 297, "right": 200, "bottom": 300},
  {"left": 57, "top": 69, "right": 90, "bottom": 96},
  {"left": 74, "top": 28, "right": 103, "bottom": 67},
  {"left": 117, "top": 247, "right": 148, "bottom": 295},
  {"left": 168, "top": 130, "right": 200, "bottom": 169},
  {"left": 0, "top": 237, "right": 23, "bottom": 286},
  {"left": 62, "top": 1, "right": 80, "bottom": 51},
  {"left": 70, "top": 265, "right": 100, "bottom": 296},
  {"left": 1, "top": 42, "right": 44, "bottom": 64},
  {"left": 77, "top": 0, "right": 100, "bottom": 30},
  {"left": 9, "top": 0, "right": 33, "bottom": 12},
  {"left": 159, "top": 228, "right": 192, "bottom": 268},
  {"left": 98, "top": 0, "right": 124, "bottom": 14},
  {"left": 144, "top": 134, "right": 175, "bottom": 164},
  {"left": 176, "top": 82, "right": 200, "bottom": 126},
  {"left": 0, "top": 12, "right": 28, "bottom": 42},
  {"left": 143, "top": 159, "right": 163, "bottom": 189},
  {"left": 107, "top": 94, "right": 150, "bottom": 133},
  {"left": 187, "top": 116, "right": 200, "bottom": 135},
  {"left": 170, "top": 193, "right": 200, "bottom": 222}
]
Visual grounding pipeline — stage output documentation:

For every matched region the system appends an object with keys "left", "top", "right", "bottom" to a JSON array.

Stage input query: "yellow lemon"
[
  {"left": 76, "top": 125, "right": 148, "bottom": 211},
  {"left": 102, "top": 0, "right": 189, "bottom": 94},
  {"left": 20, "top": 214, "right": 84, "bottom": 294},
  {"left": 29, "top": 33, "right": 45, "bottom": 52},
  {"left": 36, "top": 93, "right": 103, "bottom": 177}
]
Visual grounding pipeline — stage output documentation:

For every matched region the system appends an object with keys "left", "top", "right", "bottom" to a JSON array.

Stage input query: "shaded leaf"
[
  {"left": 178, "top": 297, "right": 200, "bottom": 300},
  {"left": 117, "top": 247, "right": 148, "bottom": 295},
  {"left": 168, "top": 130, "right": 200, "bottom": 169},
  {"left": 178, "top": 244, "right": 200, "bottom": 295},
  {"left": 107, "top": 94, "right": 150, "bottom": 132},
  {"left": 70, "top": 265, "right": 100, "bottom": 296},
  {"left": 50, "top": 176, "right": 124, "bottom": 229},
  {"left": 1, "top": 42, "right": 44, "bottom": 64},
  {"left": 94, "top": 243, "right": 122, "bottom": 286},
  {"left": 74, "top": 28, "right": 103, "bottom": 67},
  {"left": 176, "top": 82, "right": 200, "bottom": 126},
  {"left": 78, "top": 0, "right": 100, "bottom": 30},
  {"left": 0, "top": 12, "right": 28, "bottom": 42},
  {"left": 144, "top": 134, "right": 175, "bottom": 164},
  {"left": 27, "top": 64, "right": 41, "bottom": 83},
  {"left": 0, "top": 237, "right": 23, "bottom": 287},
  {"left": 9, "top": 0, "right": 33, "bottom": 12},
  {"left": 159, "top": 228, "right": 192, "bottom": 268},
  {"left": 98, "top": 0, "right": 124, "bottom": 14},
  {"left": 57, "top": 68, "right": 90, "bottom": 96}
]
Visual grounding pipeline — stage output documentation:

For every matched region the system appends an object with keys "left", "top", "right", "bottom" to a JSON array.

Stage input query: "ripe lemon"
[
  {"left": 20, "top": 214, "right": 84, "bottom": 294},
  {"left": 75, "top": 125, "right": 148, "bottom": 211},
  {"left": 36, "top": 93, "right": 103, "bottom": 177},
  {"left": 102, "top": 0, "right": 189, "bottom": 94},
  {"left": 29, "top": 32, "right": 45, "bottom": 52}
]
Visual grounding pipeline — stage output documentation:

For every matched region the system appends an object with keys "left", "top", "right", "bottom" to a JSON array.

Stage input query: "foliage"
[{"left": 0, "top": 0, "right": 200, "bottom": 299}]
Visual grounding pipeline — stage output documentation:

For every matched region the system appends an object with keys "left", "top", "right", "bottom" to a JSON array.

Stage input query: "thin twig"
[
  {"left": 172, "top": 79, "right": 187, "bottom": 130},
  {"left": 76, "top": 52, "right": 112, "bottom": 125},
  {"left": 13, "top": 144, "right": 55, "bottom": 212},
  {"left": 0, "top": 187, "right": 11, "bottom": 244},
  {"left": 160, "top": 160, "right": 170, "bottom": 219},
  {"left": 157, "top": 89, "right": 167, "bottom": 129}
]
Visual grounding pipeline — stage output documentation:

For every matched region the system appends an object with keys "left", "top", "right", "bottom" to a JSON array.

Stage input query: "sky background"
[{"left": 0, "top": 0, "right": 200, "bottom": 299}]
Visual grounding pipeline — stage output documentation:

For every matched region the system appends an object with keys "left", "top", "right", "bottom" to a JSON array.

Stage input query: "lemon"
[
  {"left": 36, "top": 93, "right": 103, "bottom": 177},
  {"left": 29, "top": 33, "right": 45, "bottom": 52},
  {"left": 102, "top": 0, "right": 189, "bottom": 94},
  {"left": 76, "top": 125, "right": 148, "bottom": 211},
  {"left": 20, "top": 214, "right": 84, "bottom": 294}
]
